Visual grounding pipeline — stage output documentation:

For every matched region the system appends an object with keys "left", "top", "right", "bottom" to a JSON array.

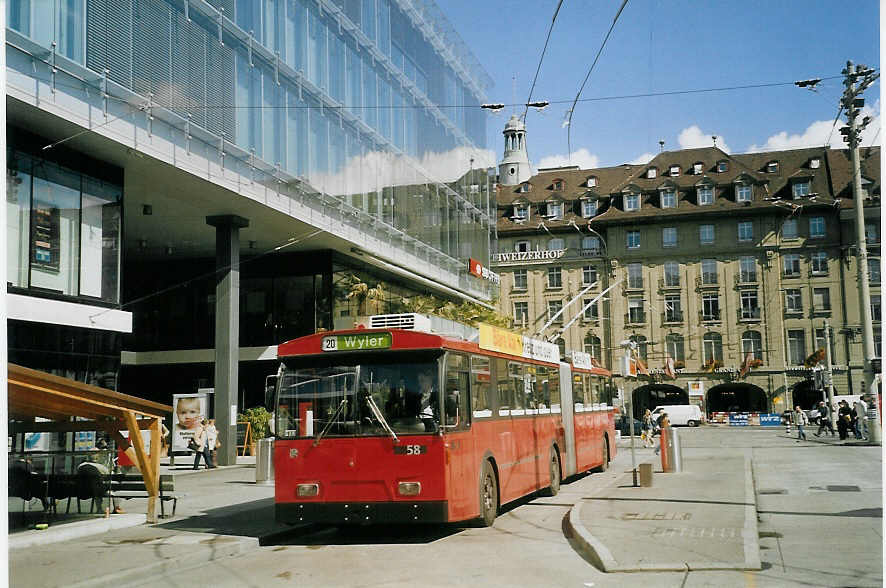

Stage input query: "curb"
[
  {"left": 66, "top": 534, "right": 258, "bottom": 588},
  {"left": 564, "top": 458, "right": 763, "bottom": 573},
  {"left": 9, "top": 514, "right": 145, "bottom": 551}
]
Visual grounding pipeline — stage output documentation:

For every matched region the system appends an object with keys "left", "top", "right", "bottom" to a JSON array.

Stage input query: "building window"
[
  {"left": 865, "top": 222, "right": 879, "bottom": 243},
  {"left": 631, "top": 335, "right": 649, "bottom": 361},
  {"left": 514, "top": 301, "right": 528, "bottom": 326},
  {"left": 583, "top": 299, "right": 599, "bottom": 320},
  {"left": 702, "top": 294, "right": 720, "bottom": 321},
  {"left": 868, "top": 258, "right": 881, "bottom": 283},
  {"left": 627, "top": 230, "right": 641, "bottom": 249},
  {"left": 664, "top": 294, "right": 682, "bottom": 322},
  {"left": 741, "top": 290, "right": 760, "bottom": 319},
  {"left": 810, "top": 158, "right": 821, "bottom": 169},
  {"left": 552, "top": 179, "right": 564, "bottom": 191},
  {"left": 809, "top": 216, "right": 825, "bottom": 238},
  {"left": 624, "top": 193, "right": 641, "bottom": 211},
  {"left": 582, "top": 199, "right": 597, "bottom": 218},
  {"left": 669, "top": 165, "right": 681, "bottom": 177},
  {"left": 515, "top": 240, "right": 530, "bottom": 252},
  {"left": 699, "top": 224, "right": 715, "bottom": 244},
  {"left": 547, "top": 202, "right": 564, "bottom": 219},
  {"left": 666, "top": 333, "right": 685, "bottom": 361},
  {"left": 703, "top": 332, "right": 723, "bottom": 364},
  {"left": 767, "top": 161, "right": 779, "bottom": 173},
  {"left": 548, "top": 238, "right": 564, "bottom": 250},
  {"left": 741, "top": 331, "right": 763, "bottom": 360},
  {"left": 787, "top": 330, "right": 806, "bottom": 365},
  {"left": 783, "top": 254, "right": 802, "bottom": 277},
  {"left": 513, "top": 205, "right": 529, "bottom": 220},
  {"left": 792, "top": 181, "right": 810, "bottom": 199},
  {"left": 647, "top": 167, "right": 657, "bottom": 179},
  {"left": 738, "top": 221, "right": 753, "bottom": 242},
  {"left": 812, "top": 287, "right": 830, "bottom": 312},
  {"left": 739, "top": 256, "right": 757, "bottom": 283},
  {"left": 660, "top": 190, "right": 677, "bottom": 208},
  {"left": 785, "top": 288, "right": 802, "bottom": 313},
  {"left": 872, "top": 297, "right": 882, "bottom": 322},
  {"left": 547, "top": 300, "right": 563, "bottom": 323},
  {"left": 693, "top": 162, "right": 704, "bottom": 175},
  {"left": 7, "top": 150, "right": 122, "bottom": 303},
  {"left": 697, "top": 186, "right": 714, "bottom": 205},
  {"left": 586, "top": 176, "right": 597, "bottom": 188},
  {"left": 628, "top": 297, "right": 645, "bottom": 323},
  {"left": 701, "top": 259, "right": 718, "bottom": 284},
  {"left": 814, "top": 328, "right": 837, "bottom": 360},
  {"left": 584, "top": 334, "right": 602, "bottom": 359},
  {"left": 811, "top": 251, "right": 828, "bottom": 275},
  {"left": 717, "top": 160, "right": 729, "bottom": 173},
  {"left": 547, "top": 266, "right": 562, "bottom": 288},
  {"left": 513, "top": 269, "right": 527, "bottom": 290},
  {"left": 782, "top": 219, "right": 798, "bottom": 239},
  {"left": 518, "top": 182, "right": 530, "bottom": 193},
  {"left": 662, "top": 227, "right": 677, "bottom": 248},
  {"left": 627, "top": 263, "right": 643, "bottom": 288},
  {"left": 582, "top": 236, "right": 601, "bottom": 255},
  {"left": 736, "top": 184, "right": 752, "bottom": 202},
  {"left": 664, "top": 261, "right": 680, "bottom": 287},
  {"left": 582, "top": 265, "right": 598, "bottom": 285}
]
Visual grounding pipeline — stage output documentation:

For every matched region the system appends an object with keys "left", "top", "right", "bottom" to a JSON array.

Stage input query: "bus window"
[
  {"left": 444, "top": 354, "right": 470, "bottom": 430},
  {"left": 547, "top": 367, "right": 560, "bottom": 413},
  {"left": 511, "top": 362, "right": 527, "bottom": 415},
  {"left": 590, "top": 376, "right": 601, "bottom": 406},
  {"left": 495, "top": 358, "right": 511, "bottom": 416},
  {"left": 471, "top": 356, "right": 493, "bottom": 418},
  {"left": 573, "top": 374, "right": 585, "bottom": 412}
]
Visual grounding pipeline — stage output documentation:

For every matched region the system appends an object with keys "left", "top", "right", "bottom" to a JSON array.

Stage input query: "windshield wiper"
[
  {"left": 365, "top": 394, "right": 399, "bottom": 443},
  {"left": 314, "top": 398, "right": 348, "bottom": 446}
]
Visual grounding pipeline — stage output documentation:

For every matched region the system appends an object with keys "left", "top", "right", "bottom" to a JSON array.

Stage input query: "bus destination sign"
[{"left": 322, "top": 332, "right": 392, "bottom": 352}]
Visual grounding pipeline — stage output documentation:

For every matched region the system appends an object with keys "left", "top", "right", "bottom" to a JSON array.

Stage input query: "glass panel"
[
  {"left": 471, "top": 356, "right": 492, "bottom": 418},
  {"left": 79, "top": 178, "right": 121, "bottom": 302},
  {"left": 444, "top": 354, "right": 469, "bottom": 429},
  {"left": 7, "top": 154, "right": 32, "bottom": 288},
  {"left": 58, "top": 0, "right": 85, "bottom": 63},
  {"left": 30, "top": 163, "right": 81, "bottom": 296}
]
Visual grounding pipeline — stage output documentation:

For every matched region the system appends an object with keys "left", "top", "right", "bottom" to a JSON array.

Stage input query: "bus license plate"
[{"left": 394, "top": 445, "right": 426, "bottom": 455}]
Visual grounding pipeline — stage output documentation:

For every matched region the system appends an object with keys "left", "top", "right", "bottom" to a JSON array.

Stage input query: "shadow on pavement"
[
  {"left": 154, "top": 497, "right": 279, "bottom": 538},
  {"left": 267, "top": 522, "right": 465, "bottom": 546}
]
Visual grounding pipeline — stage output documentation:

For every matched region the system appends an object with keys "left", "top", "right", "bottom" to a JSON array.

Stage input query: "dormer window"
[
  {"left": 810, "top": 158, "right": 821, "bottom": 169},
  {"left": 766, "top": 161, "right": 779, "bottom": 173},
  {"left": 581, "top": 199, "right": 597, "bottom": 218},
  {"left": 669, "top": 165, "right": 681, "bottom": 177},
  {"left": 647, "top": 167, "right": 657, "bottom": 179},
  {"left": 624, "top": 193, "right": 641, "bottom": 211},
  {"left": 736, "top": 183, "right": 752, "bottom": 202},
  {"left": 586, "top": 176, "right": 597, "bottom": 188},
  {"left": 660, "top": 189, "right": 677, "bottom": 208},
  {"left": 513, "top": 204, "right": 529, "bottom": 220},
  {"left": 693, "top": 162, "right": 704, "bottom": 175},
  {"left": 792, "top": 180, "right": 810, "bottom": 199},
  {"left": 515, "top": 240, "right": 530, "bottom": 252},
  {"left": 717, "top": 160, "right": 728, "bottom": 173},
  {"left": 518, "top": 182, "right": 530, "bottom": 193},
  {"left": 697, "top": 185, "right": 714, "bottom": 205},
  {"left": 552, "top": 179, "right": 564, "bottom": 191},
  {"left": 546, "top": 201, "right": 564, "bottom": 220}
]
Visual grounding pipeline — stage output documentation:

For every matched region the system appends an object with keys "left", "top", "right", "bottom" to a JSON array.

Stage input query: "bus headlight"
[
  {"left": 297, "top": 483, "right": 319, "bottom": 497},
  {"left": 398, "top": 482, "right": 421, "bottom": 496}
]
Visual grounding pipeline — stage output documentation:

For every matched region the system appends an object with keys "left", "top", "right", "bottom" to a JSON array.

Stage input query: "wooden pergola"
[{"left": 8, "top": 364, "right": 172, "bottom": 523}]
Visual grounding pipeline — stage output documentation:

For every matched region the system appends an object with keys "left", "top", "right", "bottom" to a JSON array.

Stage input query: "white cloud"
[
  {"left": 748, "top": 100, "right": 881, "bottom": 152},
  {"left": 536, "top": 148, "right": 600, "bottom": 170},
  {"left": 677, "top": 125, "right": 731, "bottom": 153},
  {"left": 628, "top": 152, "right": 656, "bottom": 165}
]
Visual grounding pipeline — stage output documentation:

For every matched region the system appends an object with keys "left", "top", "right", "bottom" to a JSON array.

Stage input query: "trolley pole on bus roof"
[{"left": 621, "top": 340, "right": 639, "bottom": 487}]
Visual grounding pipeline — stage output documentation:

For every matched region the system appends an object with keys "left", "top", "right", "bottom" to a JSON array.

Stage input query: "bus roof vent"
[{"left": 368, "top": 313, "right": 479, "bottom": 341}]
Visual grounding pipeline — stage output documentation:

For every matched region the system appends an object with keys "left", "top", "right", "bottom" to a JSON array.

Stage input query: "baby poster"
[{"left": 171, "top": 393, "right": 212, "bottom": 453}]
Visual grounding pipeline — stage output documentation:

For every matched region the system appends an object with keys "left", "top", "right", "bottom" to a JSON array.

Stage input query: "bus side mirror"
[{"left": 264, "top": 375, "right": 278, "bottom": 411}]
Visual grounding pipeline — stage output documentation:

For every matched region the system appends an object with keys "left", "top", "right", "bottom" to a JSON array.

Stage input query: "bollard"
[
  {"left": 638, "top": 463, "right": 653, "bottom": 487},
  {"left": 255, "top": 437, "right": 275, "bottom": 485},
  {"left": 660, "top": 427, "right": 671, "bottom": 472},
  {"left": 666, "top": 427, "right": 682, "bottom": 472}
]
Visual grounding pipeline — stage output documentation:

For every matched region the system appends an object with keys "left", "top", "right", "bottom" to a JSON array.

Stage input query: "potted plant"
[{"left": 238, "top": 407, "right": 272, "bottom": 454}]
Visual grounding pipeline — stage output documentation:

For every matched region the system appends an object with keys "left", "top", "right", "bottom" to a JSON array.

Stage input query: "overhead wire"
[{"left": 522, "top": 0, "right": 564, "bottom": 121}]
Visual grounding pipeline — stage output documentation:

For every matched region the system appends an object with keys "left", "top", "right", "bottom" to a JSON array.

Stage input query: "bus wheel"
[
  {"left": 543, "top": 447, "right": 561, "bottom": 496},
  {"left": 594, "top": 436, "right": 610, "bottom": 472},
  {"left": 478, "top": 461, "right": 498, "bottom": 527}
]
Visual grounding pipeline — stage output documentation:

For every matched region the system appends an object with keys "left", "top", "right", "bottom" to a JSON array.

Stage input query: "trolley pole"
[
  {"left": 824, "top": 321, "right": 836, "bottom": 431},
  {"left": 841, "top": 60, "right": 881, "bottom": 444},
  {"left": 621, "top": 341, "right": 638, "bottom": 487}
]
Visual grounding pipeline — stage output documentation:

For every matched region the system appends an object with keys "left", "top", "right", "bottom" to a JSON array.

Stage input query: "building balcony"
[
  {"left": 738, "top": 307, "right": 762, "bottom": 321},
  {"left": 625, "top": 311, "right": 646, "bottom": 325},
  {"left": 784, "top": 308, "right": 804, "bottom": 318},
  {"left": 695, "top": 277, "right": 719, "bottom": 290},
  {"left": 811, "top": 305, "right": 832, "bottom": 317},
  {"left": 734, "top": 275, "right": 758, "bottom": 288},
  {"left": 700, "top": 310, "right": 721, "bottom": 323},
  {"left": 662, "top": 311, "right": 684, "bottom": 324},
  {"left": 658, "top": 278, "right": 681, "bottom": 291}
]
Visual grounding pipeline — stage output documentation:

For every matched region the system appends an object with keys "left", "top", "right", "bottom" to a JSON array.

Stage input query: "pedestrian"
[
  {"left": 206, "top": 419, "right": 219, "bottom": 468},
  {"left": 642, "top": 409, "right": 655, "bottom": 448},
  {"left": 654, "top": 413, "right": 670, "bottom": 455},
  {"left": 837, "top": 400, "right": 852, "bottom": 440},
  {"left": 794, "top": 405, "right": 808, "bottom": 441},
  {"left": 853, "top": 395, "right": 868, "bottom": 440},
  {"left": 814, "top": 401, "right": 835, "bottom": 437},
  {"left": 192, "top": 419, "right": 209, "bottom": 470}
]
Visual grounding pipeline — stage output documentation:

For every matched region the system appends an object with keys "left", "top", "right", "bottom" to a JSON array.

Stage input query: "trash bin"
[
  {"left": 660, "top": 427, "right": 683, "bottom": 473},
  {"left": 255, "top": 438, "right": 274, "bottom": 485},
  {"left": 638, "top": 463, "right": 653, "bottom": 487}
]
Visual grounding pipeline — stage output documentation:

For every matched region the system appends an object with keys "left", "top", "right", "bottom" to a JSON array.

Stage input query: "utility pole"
[
  {"left": 824, "top": 321, "right": 836, "bottom": 431},
  {"left": 841, "top": 60, "right": 881, "bottom": 444}
]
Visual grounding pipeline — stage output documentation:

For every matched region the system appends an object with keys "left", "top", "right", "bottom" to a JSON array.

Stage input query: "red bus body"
[{"left": 273, "top": 327, "right": 615, "bottom": 525}]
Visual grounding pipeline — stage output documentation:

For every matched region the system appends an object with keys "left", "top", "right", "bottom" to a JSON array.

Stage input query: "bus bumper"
[{"left": 276, "top": 501, "right": 449, "bottom": 525}]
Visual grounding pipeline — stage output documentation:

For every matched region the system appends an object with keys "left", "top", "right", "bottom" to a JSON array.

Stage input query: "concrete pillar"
[{"left": 207, "top": 215, "right": 249, "bottom": 466}]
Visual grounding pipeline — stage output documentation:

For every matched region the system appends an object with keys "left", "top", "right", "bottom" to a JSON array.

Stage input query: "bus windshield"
[{"left": 275, "top": 353, "right": 441, "bottom": 439}]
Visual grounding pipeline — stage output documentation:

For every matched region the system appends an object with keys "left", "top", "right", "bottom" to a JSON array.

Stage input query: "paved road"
[{"left": 115, "top": 427, "right": 881, "bottom": 588}]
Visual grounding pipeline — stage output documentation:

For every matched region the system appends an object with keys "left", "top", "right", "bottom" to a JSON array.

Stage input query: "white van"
[{"left": 652, "top": 404, "right": 703, "bottom": 427}]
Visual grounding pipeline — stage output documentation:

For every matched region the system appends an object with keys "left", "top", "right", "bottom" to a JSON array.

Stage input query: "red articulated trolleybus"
[{"left": 270, "top": 313, "right": 616, "bottom": 527}]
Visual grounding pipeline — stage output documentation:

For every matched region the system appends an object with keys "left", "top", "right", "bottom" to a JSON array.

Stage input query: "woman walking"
[
  {"left": 192, "top": 419, "right": 209, "bottom": 470},
  {"left": 794, "top": 406, "right": 808, "bottom": 441},
  {"left": 642, "top": 409, "right": 655, "bottom": 448},
  {"left": 206, "top": 419, "right": 219, "bottom": 468}
]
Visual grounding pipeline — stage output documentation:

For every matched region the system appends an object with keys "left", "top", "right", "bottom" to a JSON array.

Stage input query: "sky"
[{"left": 442, "top": 0, "right": 881, "bottom": 171}]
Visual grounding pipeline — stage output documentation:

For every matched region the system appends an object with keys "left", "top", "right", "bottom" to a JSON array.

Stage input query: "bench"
[{"left": 110, "top": 473, "right": 180, "bottom": 518}]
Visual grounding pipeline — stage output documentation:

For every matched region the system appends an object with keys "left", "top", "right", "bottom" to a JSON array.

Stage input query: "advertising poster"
[{"left": 171, "top": 392, "right": 212, "bottom": 453}]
